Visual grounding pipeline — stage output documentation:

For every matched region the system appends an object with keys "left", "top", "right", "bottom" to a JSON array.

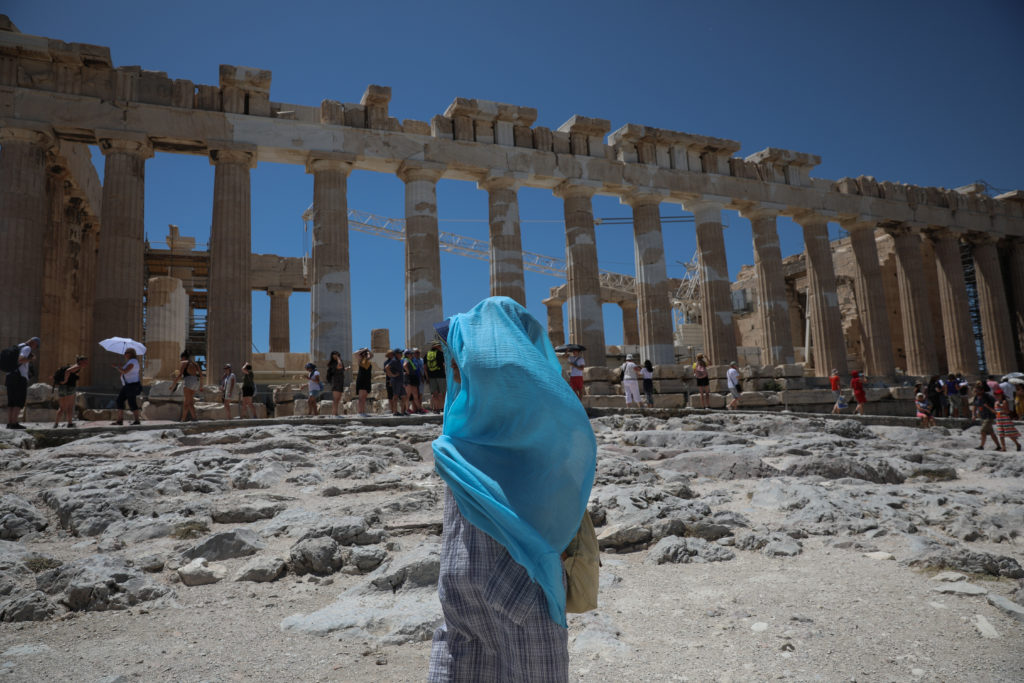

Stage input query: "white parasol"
[{"left": 99, "top": 337, "right": 147, "bottom": 355}]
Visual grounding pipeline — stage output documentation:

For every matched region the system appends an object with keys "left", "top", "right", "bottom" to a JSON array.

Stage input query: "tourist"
[
  {"left": 427, "top": 296, "right": 595, "bottom": 682},
  {"left": 169, "top": 351, "right": 201, "bottom": 422},
  {"left": 830, "top": 369, "right": 842, "bottom": 414},
  {"left": 425, "top": 342, "right": 446, "bottom": 412},
  {"left": 111, "top": 348, "right": 142, "bottom": 426},
  {"left": 403, "top": 349, "right": 423, "bottom": 414},
  {"left": 726, "top": 361, "right": 741, "bottom": 410},
  {"left": 945, "top": 374, "right": 962, "bottom": 418},
  {"left": 383, "top": 350, "right": 395, "bottom": 414},
  {"left": 412, "top": 348, "right": 428, "bottom": 408},
  {"left": 619, "top": 354, "right": 641, "bottom": 407},
  {"left": 998, "top": 376, "right": 1016, "bottom": 418},
  {"left": 354, "top": 348, "right": 373, "bottom": 416},
  {"left": 693, "top": 354, "right": 710, "bottom": 409},
  {"left": 972, "top": 382, "right": 1001, "bottom": 451},
  {"left": 915, "top": 392, "right": 935, "bottom": 428},
  {"left": 327, "top": 350, "right": 346, "bottom": 416},
  {"left": 305, "top": 362, "right": 322, "bottom": 416},
  {"left": 567, "top": 348, "right": 585, "bottom": 400},
  {"left": 641, "top": 359, "right": 655, "bottom": 407},
  {"left": 926, "top": 375, "right": 945, "bottom": 418},
  {"left": 4, "top": 337, "right": 38, "bottom": 430},
  {"left": 240, "top": 362, "right": 256, "bottom": 419},
  {"left": 220, "top": 364, "right": 237, "bottom": 420},
  {"left": 1016, "top": 382, "right": 1024, "bottom": 423},
  {"left": 850, "top": 370, "right": 867, "bottom": 415},
  {"left": 994, "top": 388, "right": 1021, "bottom": 452},
  {"left": 385, "top": 348, "right": 407, "bottom": 416},
  {"left": 53, "top": 356, "right": 87, "bottom": 428}
]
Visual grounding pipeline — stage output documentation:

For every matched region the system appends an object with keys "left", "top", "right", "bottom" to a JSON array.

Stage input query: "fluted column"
[
  {"left": 268, "top": 287, "right": 292, "bottom": 353},
  {"left": 479, "top": 173, "right": 525, "bottom": 305},
  {"left": 740, "top": 206, "right": 794, "bottom": 366},
  {"left": 885, "top": 224, "right": 938, "bottom": 376},
  {"left": 791, "top": 211, "right": 846, "bottom": 375},
  {"left": 969, "top": 234, "right": 1015, "bottom": 374},
  {"left": 620, "top": 301, "right": 640, "bottom": 348},
  {"left": 682, "top": 198, "right": 736, "bottom": 365},
  {"left": 623, "top": 192, "right": 674, "bottom": 364},
  {"left": 92, "top": 134, "right": 153, "bottom": 390},
  {"left": 555, "top": 181, "right": 605, "bottom": 361},
  {"left": 40, "top": 167, "right": 69, "bottom": 380},
  {"left": 78, "top": 222, "right": 99, "bottom": 385},
  {"left": 842, "top": 220, "right": 895, "bottom": 377},
  {"left": 397, "top": 161, "right": 445, "bottom": 350},
  {"left": 543, "top": 297, "right": 565, "bottom": 349},
  {"left": 925, "top": 228, "right": 978, "bottom": 375},
  {"left": 207, "top": 147, "right": 255, "bottom": 374},
  {"left": 0, "top": 127, "right": 53, "bottom": 345},
  {"left": 1004, "top": 237, "right": 1024, "bottom": 368},
  {"left": 306, "top": 157, "right": 353, "bottom": 366}
]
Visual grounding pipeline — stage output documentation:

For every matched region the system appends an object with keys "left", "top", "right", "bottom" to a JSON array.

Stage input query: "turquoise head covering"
[{"left": 431, "top": 296, "right": 596, "bottom": 627}]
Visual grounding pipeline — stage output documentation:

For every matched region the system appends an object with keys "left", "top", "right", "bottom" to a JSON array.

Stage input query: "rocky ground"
[{"left": 0, "top": 411, "right": 1022, "bottom": 682}]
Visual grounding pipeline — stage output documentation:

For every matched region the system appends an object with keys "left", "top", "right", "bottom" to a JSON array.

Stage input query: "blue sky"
[{"left": 9, "top": 1, "right": 1024, "bottom": 353}]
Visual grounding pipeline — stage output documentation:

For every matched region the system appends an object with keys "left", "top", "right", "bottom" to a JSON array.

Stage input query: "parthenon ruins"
[{"left": 1, "top": 15, "right": 1023, "bottom": 396}]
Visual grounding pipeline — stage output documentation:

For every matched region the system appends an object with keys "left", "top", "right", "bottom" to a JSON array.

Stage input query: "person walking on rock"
[
  {"left": 354, "top": 348, "right": 373, "bottom": 416},
  {"left": 994, "top": 388, "right": 1021, "bottom": 451},
  {"left": 327, "top": 350, "right": 346, "bottom": 416},
  {"left": 972, "top": 382, "right": 1001, "bottom": 451},
  {"left": 240, "top": 362, "right": 256, "bottom": 419},
  {"left": 4, "top": 337, "right": 38, "bottom": 429},
  {"left": 693, "top": 354, "right": 710, "bottom": 409},
  {"left": 169, "top": 351, "right": 201, "bottom": 422},
  {"left": 53, "top": 356, "right": 87, "bottom": 428},
  {"left": 618, "top": 354, "right": 641, "bottom": 407},
  {"left": 428, "top": 296, "right": 596, "bottom": 683},
  {"left": 220, "top": 364, "right": 237, "bottom": 420},
  {"left": 112, "top": 348, "right": 142, "bottom": 426},
  {"left": 385, "top": 349, "right": 407, "bottom": 416},
  {"left": 850, "top": 370, "right": 867, "bottom": 415},
  {"left": 830, "top": 369, "right": 843, "bottom": 414},
  {"left": 727, "top": 361, "right": 741, "bottom": 410}
]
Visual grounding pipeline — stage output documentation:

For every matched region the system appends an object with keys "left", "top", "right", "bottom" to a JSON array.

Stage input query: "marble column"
[
  {"left": 682, "top": 198, "right": 736, "bottom": 366},
  {"left": 925, "top": 228, "right": 978, "bottom": 375},
  {"left": 40, "top": 168, "right": 69, "bottom": 380},
  {"left": 0, "top": 127, "right": 53, "bottom": 346},
  {"left": 268, "top": 287, "right": 292, "bottom": 353},
  {"left": 543, "top": 297, "right": 565, "bottom": 349},
  {"left": 479, "top": 174, "right": 526, "bottom": 305},
  {"left": 624, "top": 193, "right": 674, "bottom": 364},
  {"left": 92, "top": 135, "right": 153, "bottom": 390},
  {"left": 78, "top": 222, "right": 99, "bottom": 385},
  {"left": 397, "top": 161, "right": 445, "bottom": 350},
  {"left": 969, "top": 234, "right": 1015, "bottom": 375},
  {"left": 886, "top": 224, "right": 938, "bottom": 377},
  {"left": 842, "top": 220, "right": 895, "bottom": 377},
  {"left": 620, "top": 301, "right": 640, "bottom": 348},
  {"left": 740, "top": 206, "right": 794, "bottom": 366},
  {"left": 792, "top": 212, "right": 846, "bottom": 375},
  {"left": 1004, "top": 238, "right": 1024, "bottom": 368},
  {"left": 306, "top": 157, "right": 353, "bottom": 366},
  {"left": 207, "top": 148, "right": 255, "bottom": 374},
  {"left": 554, "top": 182, "right": 606, "bottom": 362}
]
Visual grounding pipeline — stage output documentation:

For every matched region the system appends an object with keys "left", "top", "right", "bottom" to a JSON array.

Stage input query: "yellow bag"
[{"left": 562, "top": 510, "right": 600, "bottom": 614}]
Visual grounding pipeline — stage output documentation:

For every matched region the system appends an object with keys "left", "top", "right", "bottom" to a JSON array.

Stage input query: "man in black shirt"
[{"left": 425, "top": 341, "right": 447, "bottom": 413}]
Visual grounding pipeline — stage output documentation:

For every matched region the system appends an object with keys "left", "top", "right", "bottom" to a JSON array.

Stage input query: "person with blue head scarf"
[{"left": 427, "top": 296, "right": 597, "bottom": 682}]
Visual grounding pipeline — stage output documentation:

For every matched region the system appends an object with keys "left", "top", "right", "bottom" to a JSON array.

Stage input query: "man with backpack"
[
  {"left": 3, "top": 337, "right": 40, "bottom": 430},
  {"left": 425, "top": 341, "right": 446, "bottom": 413}
]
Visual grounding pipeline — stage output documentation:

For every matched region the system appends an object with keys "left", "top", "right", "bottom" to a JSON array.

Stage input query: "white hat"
[{"left": 626, "top": 354, "right": 634, "bottom": 360}]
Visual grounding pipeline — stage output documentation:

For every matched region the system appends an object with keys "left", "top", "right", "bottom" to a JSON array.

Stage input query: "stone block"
[
  {"left": 708, "top": 365, "right": 731, "bottom": 380},
  {"left": 708, "top": 379, "right": 730, "bottom": 392},
  {"left": 552, "top": 131, "right": 571, "bottom": 155},
  {"left": 649, "top": 393, "right": 689, "bottom": 409},
  {"left": 142, "top": 401, "right": 180, "bottom": 422},
  {"left": 652, "top": 364, "right": 690, "bottom": 380},
  {"left": 430, "top": 115, "right": 453, "bottom": 139},
  {"left": 83, "top": 409, "right": 117, "bottom": 421},
  {"left": 738, "top": 392, "right": 782, "bottom": 407},
  {"left": 778, "top": 389, "right": 836, "bottom": 404},
  {"left": 583, "top": 381, "right": 610, "bottom": 396},
  {"left": 582, "top": 395, "right": 624, "bottom": 409},
  {"left": 532, "top": 127, "right": 553, "bottom": 152},
  {"left": 148, "top": 380, "right": 180, "bottom": 399},
  {"left": 344, "top": 104, "right": 366, "bottom": 128},
  {"left": 23, "top": 407, "right": 58, "bottom": 423},
  {"left": 402, "top": 119, "right": 431, "bottom": 136},
  {"left": 583, "top": 366, "right": 612, "bottom": 382},
  {"left": 688, "top": 393, "right": 725, "bottom": 409},
  {"left": 274, "top": 402, "right": 294, "bottom": 418},
  {"left": 774, "top": 364, "right": 803, "bottom": 377},
  {"left": 27, "top": 384, "right": 55, "bottom": 405},
  {"left": 865, "top": 388, "right": 889, "bottom": 401},
  {"left": 653, "top": 380, "right": 692, "bottom": 394},
  {"left": 513, "top": 125, "right": 532, "bottom": 147},
  {"left": 889, "top": 386, "right": 916, "bottom": 400}
]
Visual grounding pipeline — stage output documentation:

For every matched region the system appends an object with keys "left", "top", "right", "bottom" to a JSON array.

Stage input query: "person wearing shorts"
[
  {"left": 426, "top": 342, "right": 447, "bottom": 412},
  {"left": 568, "top": 349, "right": 585, "bottom": 400},
  {"left": 693, "top": 354, "right": 710, "bottom": 409},
  {"left": 240, "top": 362, "right": 256, "bottom": 419},
  {"left": 354, "top": 348, "right": 373, "bottom": 415},
  {"left": 726, "top": 361, "right": 741, "bottom": 410},
  {"left": 973, "top": 382, "right": 1000, "bottom": 451},
  {"left": 385, "top": 348, "right": 407, "bottom": 416}
]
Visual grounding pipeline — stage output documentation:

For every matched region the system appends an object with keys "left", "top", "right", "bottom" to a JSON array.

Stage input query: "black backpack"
[
  {"left": 52, "top": 365, "right": 70, "bottom": 386},
  {"left": 0, "top": 345, "right": 21, "bottom": 373}
]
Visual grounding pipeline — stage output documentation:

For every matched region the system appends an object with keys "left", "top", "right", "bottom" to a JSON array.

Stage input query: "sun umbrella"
[
  {"left": 99, "top": 337, "right": 147, "bottom": 355},
  {"left": 1002, "top": 372, "right": 1023, "bottom": 381},
  {"left": 553, "top": 343, "right": 586, "bottom": 353},
  {"left": 1008, "top": 378, "right": 1024, "bottom": 386}
]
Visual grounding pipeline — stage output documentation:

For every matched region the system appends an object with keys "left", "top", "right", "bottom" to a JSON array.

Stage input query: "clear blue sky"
[{"left": 9, "top": 0, "right": 1024, "bottom": 353}]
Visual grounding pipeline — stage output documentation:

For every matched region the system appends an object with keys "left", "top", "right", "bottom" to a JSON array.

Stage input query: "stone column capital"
[
  {"left": 552, "top": 180, "right": 598, "bottom": 199},
  {"left": 477, "top": 171, "right": 520, "bottom": 192},
  {"left": 836, "top": 215, "right": 877, "bottom": 232},
  {"left": 542, "top": 295, "right": 565, "bottom": 307},
  {"left": 305, "top": 154, "right": 356, "bottom": 175},
  {"left": 964, "top": 231, "right": 999, "bottom": 247},
  {"left": 787, "top": 209, "right": 831, "bottom": 227},
  {"left": 209, "top": 147, "right": 257, "bottom": 168},
  {"left": 396, "top": 160, "right": 445, "bottom": 183},
  {"left": 735, "top": 201, "right": 782, "bottom": 221},
  {"left": 881, "top": 222, "right": 919, "bottom": 238},
  {"left": 619, "top": 189, "right": 667, "bottom": 208},
  {"left": 680, "top": 195, "right": 728, "bottom": 215},
  {"left": 0, "top": 125, "right": 56, "bottom": 149},
  {"left": 267, "top": 286, "right": 293, "bottom": 296},
  {"left": 920, "top": 225, "right": 959, "bottom": 242},
  {"left": 97, "top": 132, "right": 154, "bottom": 159}
]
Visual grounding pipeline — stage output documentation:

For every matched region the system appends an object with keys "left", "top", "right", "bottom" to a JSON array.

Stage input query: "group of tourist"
[{"left": 377, "top": 343, "right": 447, "bottom": 416}]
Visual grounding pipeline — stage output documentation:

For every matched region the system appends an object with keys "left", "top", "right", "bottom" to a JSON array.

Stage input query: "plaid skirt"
[{"left": 428, "top": 486, "right": 568, "bottom": 682}]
